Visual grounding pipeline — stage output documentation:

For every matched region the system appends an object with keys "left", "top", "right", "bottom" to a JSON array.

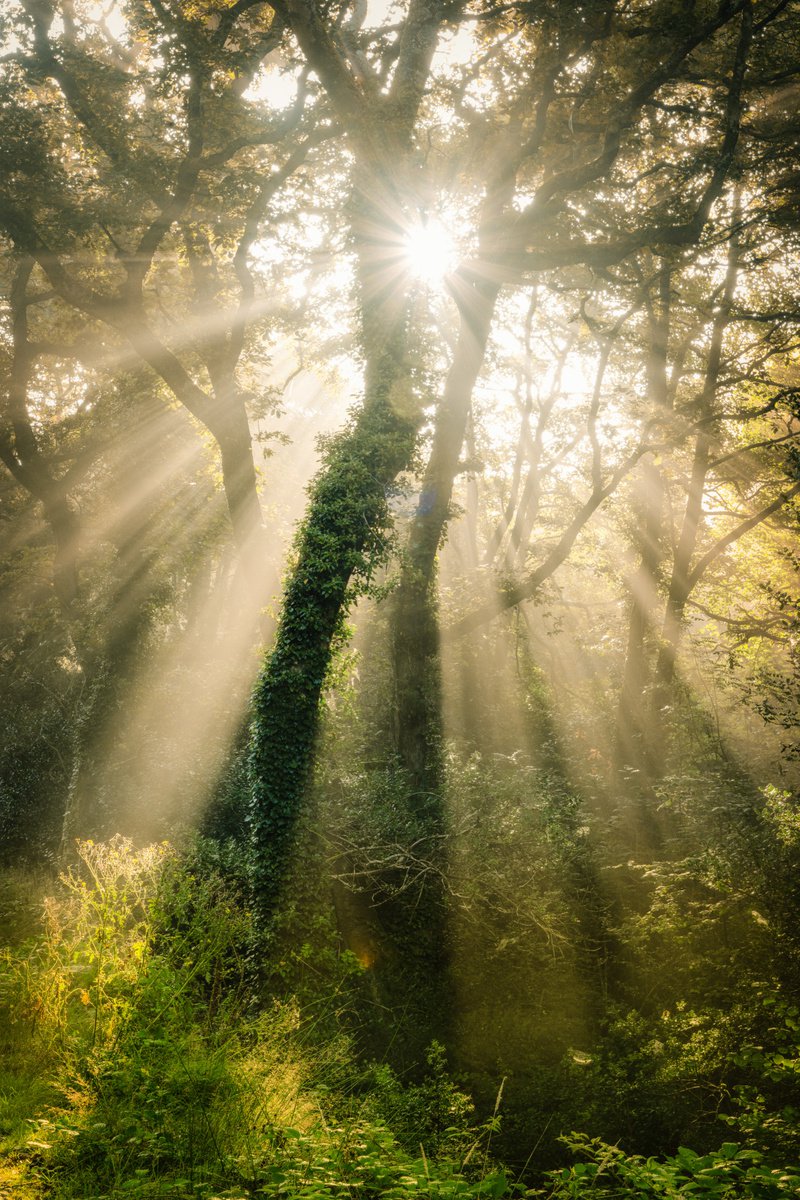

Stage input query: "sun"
[{"left": 404, "top": 218, "right": 458, "bottom": 288}]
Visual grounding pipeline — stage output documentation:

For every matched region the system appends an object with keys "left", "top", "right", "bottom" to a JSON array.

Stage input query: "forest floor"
[{"left": 1, "top": 831, "right": 799, "bottom": 1200}]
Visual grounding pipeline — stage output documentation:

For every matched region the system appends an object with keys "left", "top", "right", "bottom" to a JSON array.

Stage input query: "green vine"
[{"left": 248, "top": 321, "right": 423, "bottom": 917}]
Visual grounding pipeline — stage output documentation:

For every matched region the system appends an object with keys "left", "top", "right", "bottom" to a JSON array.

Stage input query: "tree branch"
[{"left": 687, "top": 480, "right": 800, "bottom": 592}]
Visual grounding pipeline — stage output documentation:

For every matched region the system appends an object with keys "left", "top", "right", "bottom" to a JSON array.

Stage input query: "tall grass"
[{"left": 0, "top": 837, "right": 498, "bottom": 1200}]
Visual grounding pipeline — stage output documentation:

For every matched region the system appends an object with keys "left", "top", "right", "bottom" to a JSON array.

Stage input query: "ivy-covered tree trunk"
[
  {"left": 248, "top": 307, "right": 419, "bottom": 914},
  {"left": 246, "top": 0, "right": 453, "bottom": 918}
]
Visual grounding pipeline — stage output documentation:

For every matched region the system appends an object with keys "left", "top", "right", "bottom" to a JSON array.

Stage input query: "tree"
[{"left": 247, "top": 0, "right": 781, "bottom": 912}]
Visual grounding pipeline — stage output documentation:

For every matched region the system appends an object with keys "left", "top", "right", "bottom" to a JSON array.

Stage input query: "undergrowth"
[
  {"left": 0, "top": 835, "right": 798, "bottom": 1199},
  {"left": 0, "top": 837, "right": 501, "bottom": 1199}
]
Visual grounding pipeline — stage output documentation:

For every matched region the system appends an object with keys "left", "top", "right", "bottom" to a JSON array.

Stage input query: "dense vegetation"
[{"left": 2, "top": 0, "right": 800, "bottom": 1196}]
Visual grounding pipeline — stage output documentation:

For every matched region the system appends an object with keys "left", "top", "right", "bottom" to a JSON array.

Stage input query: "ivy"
[{"left": 248, "top": 316, "right": 423, "bottom": 916}]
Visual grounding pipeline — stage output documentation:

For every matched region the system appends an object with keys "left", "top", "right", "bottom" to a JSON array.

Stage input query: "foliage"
[
  {"left": 531, "top": 1134, "right": 800, "bottom": 1199},
  {"left": 0, "top": 506, "right": 78, "bottom": 864},
  {"left": 363, "top": 1042, "right": 476, "bottom": 1161},
  {"left": 724, "top": 985, "right": 800, "bottom": 1161},
  {"left": 0, "top": 837, "right": 502, "bottom": 1200}
]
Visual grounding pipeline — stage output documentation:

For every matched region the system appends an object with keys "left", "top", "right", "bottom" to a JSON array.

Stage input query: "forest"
[{"left": 1, "top": 0, "right": 800, "bottom": 1196}]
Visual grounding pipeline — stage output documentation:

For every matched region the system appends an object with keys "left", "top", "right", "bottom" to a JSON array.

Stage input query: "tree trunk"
[
  {"left": 614, "top": 264, "right": 671, "bottom": 779},
  {"left": 392, "top": 278, "right": 500, "bottom": 790},
  {"left": 59, "top": 527, "right": 158, "bottom": 849},
  {"left": 650, "top": 220, "right": 740, "bottom": 767},
  {"left": 248, "top": 305, "right": 419, "bottom": 913},
  {"left": 339, "top": 279, "right": 497, "bottom": 1065},
  {"left": 215, "top": 405, "right": 265, "bottom": 556}
]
